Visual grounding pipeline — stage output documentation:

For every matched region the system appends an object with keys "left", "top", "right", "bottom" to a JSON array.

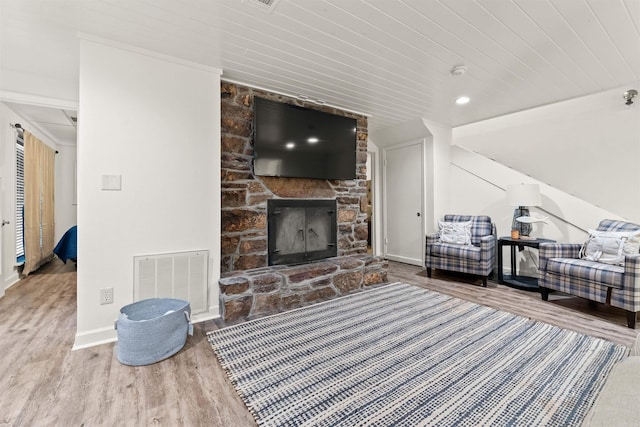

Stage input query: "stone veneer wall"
[
  {"left": 219, "top": 254, "right": 388, "bottom": 323},
  {"left": 220, "top": 82, "right": 369, "bottom": 273}
]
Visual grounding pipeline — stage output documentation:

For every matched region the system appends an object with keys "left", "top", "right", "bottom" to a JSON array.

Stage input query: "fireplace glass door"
[{"left": 268, "top": 199, "right": 337, "bottom": 265}]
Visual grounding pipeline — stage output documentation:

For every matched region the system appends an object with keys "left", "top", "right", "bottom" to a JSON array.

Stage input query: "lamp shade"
[{"left": 506, "top": 184, "right": 542, "bottom": 207}]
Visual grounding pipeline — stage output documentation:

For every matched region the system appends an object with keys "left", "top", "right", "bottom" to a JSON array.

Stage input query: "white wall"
[
  {"left": 423, "top": 119, "right": 452, "bottom": 232},
  {"left": 450, "top": 86, "right": 640, "bottom": 276},
  {"left": 54, "top": 145, "right": 77, "bottom": 242},
  {"left": 453, "top": 85, "right": 640, "bottom": 223},
  {"left": 74, "top": 39, "right": 221, "bottom": 349}
]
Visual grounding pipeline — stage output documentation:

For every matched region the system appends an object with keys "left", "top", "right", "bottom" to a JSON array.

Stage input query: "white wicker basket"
[{"left": 115, "top": 298, "right": 192, "bottom": 366}]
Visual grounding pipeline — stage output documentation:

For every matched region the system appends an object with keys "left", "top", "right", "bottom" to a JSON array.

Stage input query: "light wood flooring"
[{"left": 1, "top": 259, "right": 637, "bottom": 425}]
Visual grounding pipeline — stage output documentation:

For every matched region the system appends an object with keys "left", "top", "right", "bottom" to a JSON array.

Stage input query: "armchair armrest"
[
  {"left": 538, "top": 243, "right": 582, "bottom": 272},
  {"left": 425, "top": 232, "right": 440, "bottom": 257},
  {"left": 623, "top": 253, "right": 640, "bottom": 292},
  {"left": 479, "top": 234, "right": 495, "bottom": 262}
]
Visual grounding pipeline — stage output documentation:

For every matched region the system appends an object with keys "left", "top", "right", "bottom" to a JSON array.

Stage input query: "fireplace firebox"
[{"left": 267, "top": 199, "right": 337, "bottom": 266}]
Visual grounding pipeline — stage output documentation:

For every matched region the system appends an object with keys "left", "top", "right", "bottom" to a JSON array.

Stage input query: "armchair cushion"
[
  {"left": 431, "top": 243, "right": 481, "bottom": 261},
  {"left": 546, "top": 258, "right": 624, "bottom": 289}
]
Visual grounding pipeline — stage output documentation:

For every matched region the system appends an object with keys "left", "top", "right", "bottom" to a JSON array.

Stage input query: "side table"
[{"left": 497, "top": 237, "right": 556, "bottom": 291}]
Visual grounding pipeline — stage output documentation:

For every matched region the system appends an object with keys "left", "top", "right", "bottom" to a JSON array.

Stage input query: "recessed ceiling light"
[
  {"left": 286, "top": 142, "right": 295, "bottom": 149},
  {"left": 307, "top": 137, "right": 319, "bottom": 144},
  {"left": 456, "top": 96, "right": 470, "bottom": 105}
]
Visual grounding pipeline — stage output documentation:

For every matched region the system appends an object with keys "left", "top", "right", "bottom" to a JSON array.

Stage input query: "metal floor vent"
[
  {"left": 134, "top": 250, "right": 208, "bottom": 314},
  {"left": 246, "top": 0, "right": 281, "bottom": 13}
]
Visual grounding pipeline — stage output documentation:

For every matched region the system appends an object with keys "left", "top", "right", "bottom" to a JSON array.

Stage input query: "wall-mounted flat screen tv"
[{"left": 253, "top": 97, "right": 357, "bottom": 180}]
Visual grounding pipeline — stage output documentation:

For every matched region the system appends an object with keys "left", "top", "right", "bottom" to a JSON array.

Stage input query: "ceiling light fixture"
[
  {"left": 456, "top": 96, "right": 470, "bottom": 105},
  {"left": 623, "top": 89, "right": 637, "bottom": 105},
  {"left": 307, "top": 137, "right": 319, "bottom": 144},
  {"left": 285, "top": 142, "right": 295, "bottom": 149}
]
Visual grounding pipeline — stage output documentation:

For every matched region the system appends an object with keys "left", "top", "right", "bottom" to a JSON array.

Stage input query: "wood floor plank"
[
  {"left": 1, "top": 259, "right": 637, "bottom": 425},
  {"left": 389, "top": 263, "right": 639, "bottom": 347}
]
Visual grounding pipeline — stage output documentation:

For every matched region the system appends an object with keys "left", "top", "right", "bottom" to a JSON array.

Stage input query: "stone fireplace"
[
  {"left": 268, "top": 199, "right": 337, "bottom": 266},
  {"left": 220, "top": 82, "right": 369, "bottom": 273},
  {"left": 219, "top": 83, "right": 388, "bottom": 324}
]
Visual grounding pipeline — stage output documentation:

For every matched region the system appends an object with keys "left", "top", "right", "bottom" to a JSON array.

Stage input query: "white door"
[
  {"left": 0, "top": 184, "right": 4, "bottom": 298},
  {"left": 383, "top": 141, "right": 424, "bottom": 266}
]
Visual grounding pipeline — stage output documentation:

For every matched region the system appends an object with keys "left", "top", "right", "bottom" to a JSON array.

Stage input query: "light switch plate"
[{"left": 101, "top": 174, "right": 122, "bottom": 191}]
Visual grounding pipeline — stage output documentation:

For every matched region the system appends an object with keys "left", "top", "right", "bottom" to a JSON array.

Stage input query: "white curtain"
[{"left": 22, "top": 131, "right": 55, "bottom": 276}]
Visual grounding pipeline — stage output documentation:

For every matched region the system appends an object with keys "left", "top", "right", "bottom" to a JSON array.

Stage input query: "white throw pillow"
[
  {"left": 579, "top": 229, "right": 640, "bottom": 265},
  {"left": 621, "top": 230, "right": 640, "bottom": 256},
  {"left": 438, "top": 221, "right": 472, "bottom": 245}
]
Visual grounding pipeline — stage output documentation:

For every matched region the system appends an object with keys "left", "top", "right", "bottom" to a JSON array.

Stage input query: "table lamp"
[{"left": 506, "top": 184, "right": 542, "bottom": 239}]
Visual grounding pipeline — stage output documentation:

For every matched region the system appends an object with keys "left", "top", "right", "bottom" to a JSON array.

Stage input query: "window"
[{"left": 16, "top": 136, "right": 24, "bottom": 264}]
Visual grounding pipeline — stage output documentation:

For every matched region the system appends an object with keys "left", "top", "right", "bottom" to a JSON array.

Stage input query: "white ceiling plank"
[
  {"left": 624, "top": 0, "right": 640, "bottom": 40},
  {"left": 586, "top": 0, "right": 640, "bottom": 81},
  {"left": 221, "top": 54, "right": 424, "bottom": 119},
  {"left": 216, "top": 22, "right": 439, "bottom": 104},
  {"left": 371, "top": 1, "right": 538, "bottom": 89},
  {"left": 2, "top": 0, "right": 637, "bottom": 137},
  {"left": 519, "top": 0, "right": 618, "bottom": 89},
  {"left": 479, "top": 0, "right": 598, "bottom": 93},
  {"left": 220, "top": 48, "right": 430, "bottom": 114},
  {"left": 441, "top": 0, "right": 586, "bottom": 98},
  {"left": 551, "top": 0, "right": 635, "bottom": 84},
  {"left": 220, "top": 0, "right": 447, "bottom": 90}
]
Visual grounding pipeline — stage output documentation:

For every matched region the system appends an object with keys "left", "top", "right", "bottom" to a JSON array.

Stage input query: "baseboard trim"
[
  {"left": 72, "top": 326, "right": 117, "bottom": 351},
  {"left": 72, "top": 307, "right": 220, "bottom": 350},
  {"left": 386, "top": 254, "right": 423, "bottom": 266},
  {"left": 192, "top": 305, "right": 220, "bottom": 323}
]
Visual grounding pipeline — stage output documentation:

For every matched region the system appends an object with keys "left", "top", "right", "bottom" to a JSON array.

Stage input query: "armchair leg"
[
  {"left": 482, "top": 277, "right": 487, "bottom": 288},
  {"left": 626, "top": 311, "right": 637, "bottom": 329},
  {"left": 426, "top": 268, "right": 432, "bottom": 278},
  {"left": 540, "top": 288, "right": 549, "bottom": 301}
]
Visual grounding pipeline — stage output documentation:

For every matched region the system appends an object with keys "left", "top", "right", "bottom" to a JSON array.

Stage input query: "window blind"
[{"left": 16, "top": 137, "right": 25, "bottom": 262}]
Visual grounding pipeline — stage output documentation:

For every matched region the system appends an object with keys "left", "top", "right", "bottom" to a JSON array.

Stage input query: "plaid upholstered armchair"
[
  {"left": 425, "top": 215, "right": 496, "bottom": 287},
  {"left": 538, "top": 219, "right": 640, "bottom": 329}
]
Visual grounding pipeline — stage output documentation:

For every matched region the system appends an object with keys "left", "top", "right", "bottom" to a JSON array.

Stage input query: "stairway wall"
[{"left": 452, "top": 85, "right": 640, "bottom": 224}]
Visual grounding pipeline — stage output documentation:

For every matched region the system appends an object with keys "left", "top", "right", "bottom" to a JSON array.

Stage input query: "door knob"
[{"left": 1, "top": 220, "right": 9, "bottom": 227}]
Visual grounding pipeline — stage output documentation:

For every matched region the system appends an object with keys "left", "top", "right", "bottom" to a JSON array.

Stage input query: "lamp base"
[{"left": 512, "top": 207, "right": 532, "bottom": 237}]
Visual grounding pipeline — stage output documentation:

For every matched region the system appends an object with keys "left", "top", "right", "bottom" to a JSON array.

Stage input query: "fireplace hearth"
[{"left": 268, "top": 199, "right": 337, "bottom": 266}]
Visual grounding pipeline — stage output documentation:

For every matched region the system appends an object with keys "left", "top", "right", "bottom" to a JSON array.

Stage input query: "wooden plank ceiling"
[{"left": 1, "top": 0, "right": 639, "bottom": 132}]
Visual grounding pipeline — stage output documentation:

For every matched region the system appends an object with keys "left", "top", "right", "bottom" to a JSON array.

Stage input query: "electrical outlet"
[{"left": 100, "top": 287, "right": 114, "bottom": 305}]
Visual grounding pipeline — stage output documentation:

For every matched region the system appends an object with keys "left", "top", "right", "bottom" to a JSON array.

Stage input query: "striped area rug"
[{"left": 207, "top": 282, "right": 628, "bottom": 426}]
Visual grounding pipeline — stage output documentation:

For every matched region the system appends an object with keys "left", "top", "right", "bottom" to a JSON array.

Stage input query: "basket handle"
[{"left": 185, "top": 311, "right": 193, "bottom": 336}]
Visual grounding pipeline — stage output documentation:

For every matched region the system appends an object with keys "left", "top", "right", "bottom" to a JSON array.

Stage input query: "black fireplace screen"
[{"left": 267, "top": 199, "right": 337, "bottom": 266}]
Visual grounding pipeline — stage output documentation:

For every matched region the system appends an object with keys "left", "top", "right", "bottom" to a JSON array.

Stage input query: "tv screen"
[{"left": 253, "top": 97, "right": 357, "bottom": 180}]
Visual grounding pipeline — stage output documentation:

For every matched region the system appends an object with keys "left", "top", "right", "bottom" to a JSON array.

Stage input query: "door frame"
[
  {"left": 366, "top": 151, "right": 376, "bottom": 256},
  {"left": 382, "top": 139, "right": 425, "bottom": 266},
  {"left": 0, "top": 92, "right": 78, "bottom": 295}
]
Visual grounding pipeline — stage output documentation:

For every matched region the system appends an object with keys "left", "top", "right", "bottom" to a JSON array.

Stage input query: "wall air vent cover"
[{"left": 246, "top": 0, "right": 281, "bottom": 13}]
